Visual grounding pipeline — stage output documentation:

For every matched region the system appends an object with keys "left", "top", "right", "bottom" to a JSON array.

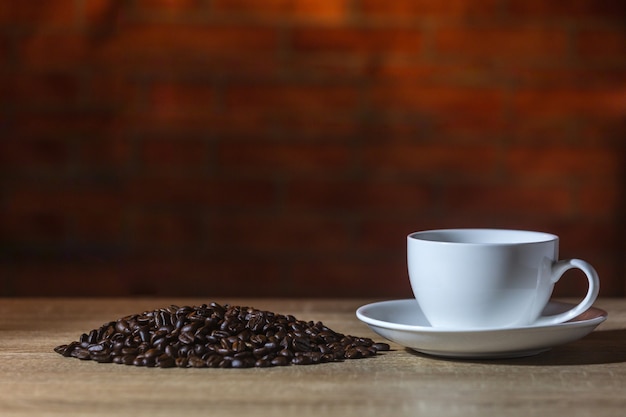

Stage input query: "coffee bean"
[
  {"left": 308, "top": 352, "right": 323, "bottom": 363},
  {"left": 247, "top": 314, "right": 265, "bottom": 333},
  {"left": 92, "top": 353, "right": 113, "bottom": 363},
  {"left": 278, "top": 348, "right": 294, "bottom": 359},
  {"left": 231, "top": 357, "right": 255, "bottom": 368},
  {"left": 355, "top": 345, "right": 372, "bottom": 356},
  {"left": 55, "top": 303, "right": 390, "bottom": 368},
  {"left": 250, "top": 334, "right": 266, "bottom": 346},
  {"left": 87, "top": 344, "right": 105, "bottom": 353},
  {"left": 206, "top": 355, "right": 222, "bottom": 368},
  {"left": 121, "top": 347, "right": 138, "bottom": 355},
  {"left": 122, "top": 355, "right": 135, "bottom": 365},
  {"left": 344, "top": 348, "right": 362, "bottom": 359},
  {"left": 136, "top": 327, "right": 150, "bottom": 343},
  {"left": 372, "top": 342, "right": 391, "bottom": 351},
  {"left": 144, "top": 348, "right": 162, "bottom": 359},
  {"left": 263, "top": 340, "right": 279, "bottom": 351},
  {"left": 87, "top": 330, "right": 98, "bottom": 344},
  {"left": 54, "top": 344, "right": 69, "bottom": 356},
  {"left": 253, "top": 347, "right": 269, "bottom": 358},
  {"left": 193, "top": 344, "right": 206, "bottom": 356},
  {"left": 72, "top": 348, "right": 91, "bottom": 360},
  {"left": 270, "top": 356, "right": 288, "bottom": 366},
  {"left": 292, "top": 336, "right": 312, "bottom": 352},
  {"left": 216, "top": 347, "right": 231, "bottom": 356},
  {"left": 188, "top": 356, "right": 205, "bottom": 368},
  {"left": 178, "top": 331, "right": 195, "bottom": 345},
  {"left": 164, "top": 345, "right": 178, "bottom": 358},
  {"left": 157, "top": 354, "right": 175, "bottom": 368},
  {"left": 178, "top": 345, "right": 192, "bottom": 357},
  {"left": 255, "top": 358, "right": 271, "bottom": 367},
  {"left": 291, "top": 355, "right": 312, "bottom": 365}
]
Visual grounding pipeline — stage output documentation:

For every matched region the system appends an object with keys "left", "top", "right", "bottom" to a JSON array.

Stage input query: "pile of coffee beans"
[{"left": 54, "top": 302, "right": 390, "bottom": 368}]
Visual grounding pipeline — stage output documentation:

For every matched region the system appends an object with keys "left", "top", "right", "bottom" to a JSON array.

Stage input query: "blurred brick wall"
[{"left": 1, "top": 0, "right": 625, "bottom": 297}]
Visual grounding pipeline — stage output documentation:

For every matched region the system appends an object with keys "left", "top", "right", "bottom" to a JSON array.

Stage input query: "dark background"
[{"left": 1, "top": 0, "right": 625, "bottom": 298}]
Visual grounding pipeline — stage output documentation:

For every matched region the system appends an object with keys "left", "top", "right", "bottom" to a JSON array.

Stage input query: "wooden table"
[{"left": 1, "top": 297, "right": 625, "bottom": 417}]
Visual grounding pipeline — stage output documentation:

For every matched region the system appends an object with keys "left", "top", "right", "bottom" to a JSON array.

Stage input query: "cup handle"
[{"left": 533, "top": 259, "right": 600, "bottom": 326}]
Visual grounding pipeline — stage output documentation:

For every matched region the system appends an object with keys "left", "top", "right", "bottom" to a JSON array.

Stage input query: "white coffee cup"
[{"left": 407, "top": 228, "right": 600, "bottom": 329}]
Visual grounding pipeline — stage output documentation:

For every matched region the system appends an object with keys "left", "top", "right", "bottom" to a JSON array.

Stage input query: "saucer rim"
[{"left": 355, "top": 299, "right": 608, "bottom": 334}]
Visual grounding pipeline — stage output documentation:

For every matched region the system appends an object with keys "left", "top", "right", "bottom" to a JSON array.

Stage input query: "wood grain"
[{"left": 1, "top": 298, "right": 625, "bottom": 417}]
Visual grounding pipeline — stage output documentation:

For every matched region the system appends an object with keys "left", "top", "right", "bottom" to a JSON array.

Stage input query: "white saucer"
[{"left": 356, "top": 299, "right": 607, "bottom": 359}]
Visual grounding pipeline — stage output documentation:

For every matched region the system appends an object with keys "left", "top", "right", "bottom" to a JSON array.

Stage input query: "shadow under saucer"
[{"left": 407, "top": 328, "right": 626, "bottom": 366}]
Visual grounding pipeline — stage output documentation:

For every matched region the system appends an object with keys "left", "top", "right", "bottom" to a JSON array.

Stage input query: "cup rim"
[{"left": 408, "top": 228, "right": 558, "bottom": 246}]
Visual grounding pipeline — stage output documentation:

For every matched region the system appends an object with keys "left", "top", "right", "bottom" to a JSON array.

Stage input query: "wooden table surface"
[{"left": 1, "top": 297, "right": 625, "bottom": 417}]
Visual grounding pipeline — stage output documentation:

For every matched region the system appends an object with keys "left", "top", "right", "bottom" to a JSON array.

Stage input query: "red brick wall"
[{"left": 1, "top": 0, "right": 625, "bottom": 297}]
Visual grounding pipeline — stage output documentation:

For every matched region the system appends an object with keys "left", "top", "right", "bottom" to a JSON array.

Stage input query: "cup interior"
[{"left": 409, "top": 229, "right": 557, "bottom": 245}]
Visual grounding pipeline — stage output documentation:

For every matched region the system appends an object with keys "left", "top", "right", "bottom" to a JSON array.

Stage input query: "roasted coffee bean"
[
  {"left": 233, "top": 351, "right": 253, "bottom": 359},
  {"left": 122, "top": 355, "right": 135, "bottom": 365},
  {"left": 132, "top": 356, "right": 143, "bottom": 366},
  {"left": 193, "top": 344, "right": 206, "bottom": 356},
  {"left": 188, "top": 356, "right": 205, "bottom": 368},
  {"left": 247, "top": 314, "right": 265, "bottom": 333},
  {"left": 55, "top": 302, "right": 390, "bottom": 368},
  {"left": 150, "top": 330, "right": 168, "bottom": 344},
  {"left": 54, "top": 344, "right": 69, "bottom": 356},
  {"left": 344, "top": 348, "right": 362, "bottom": 359},
  {"left": 211, "top": 330, "right": 230, "bottom": 339},
  {"left": 219, "top": 357, "right": 232, "bottom": 368},
  {"left": 255, "top": 358, "right": 271, "bottom": 367},
  {"left": 87, "top": 329, "right": 98, "bottom": 344},
  {"left": 72, "top": 348, "right": 91, "bottom": 360},
  {"left": 87, "top": 344, "right": 105, "bottom": 353},
  {"left": 137, "top": 327, "right": 150, "bottom": 343},
  {"left": 99, "top": 324, "right": 114, "bottom": 341},
  {"left": 318, "top": 344, "right": 332, "bottom": 354},
  {"left": 278, "top": 348, "right": 294, "bottom": 359},
  {"left": 372, "top": 342, "right": 391, "bottom": 351},
  {"left": 355, "top": 345, "right": 372, "bottom": 356},
  {"left": 180, "top": 323, "right": 199, "bottom": 334},
  {"left": 252, "top": 347, "right": 269, "bottom": 358},
  {"left": 231, "top": 340, "right": 245, "bottom": 353},
  {"left": 270, "top": 356, "right": 289, "bottom": 366},
  {"left": 121, "top": 347, "right": 138, "bottom": 356},
  {"left": 321, "top": 353, "right": 334, "bottom": 363},
  {"left": 92, "top": 353, "right": 113, "bottom": 363},
  {"left": 291, "top": 355, "right": 312, "bottom": 365},
  {"left": 250, "top": 334, "right": 266, "bottom": 346},
  {"left": 144, "top": 348, "right": 162, "bottom": 359},
  {"left": 212, "top": 346, "right": 227, "bottom": 355},
  {"left": 157, "top": 354, "right": 175, "bottom": 368},
  {"left": 292, "top": 337, "right": 312, "bottom": 352},
  {"left": 112, "top": 340, "right": 124, "bottom": 351},
  {"left": 263, "top": 340, "right": 279, "bottom": 351},
  {"left": 178, "top": 344, "right": 192, "bottom": 357},
  {"left": 231, "top": 357, "right": 254, "bottom": 368},
  {"left": 206, "top": 355, "right": 222, "bottom": 368},
  {"left": 178, "top": 331, "right": 195, "bottom": 345},
  {"left": 164, "top": 345, "right": 178, "bottom": 358}
]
